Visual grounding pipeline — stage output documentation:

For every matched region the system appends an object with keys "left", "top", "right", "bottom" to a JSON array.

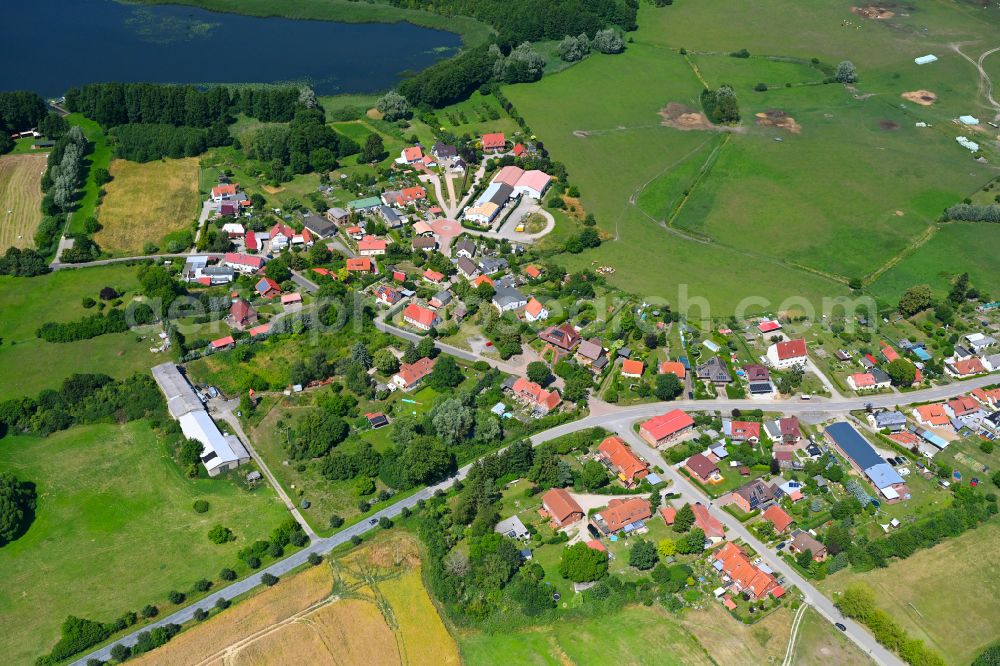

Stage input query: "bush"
[
  {"left": 379, "top": 516, "right": 393, "bottom": 529},
  {"left": 219, "top": 568, "right": 236, "bottom": 581},
  {"left": 194, "top": 578, "right": 212, "bottom": 592},
  {"left": 261, "top": 572, "right": 279, "bottom": 586},
  {"left": 141, "top": 604, "right": 158, "bottom": 619},
  {"left": 329, "top": 514, "right": 344, "bottom": 529},
  {"left": 308, "top": 552, "right": 323, "bottom": 566},
  {"left": 246, "top": 556, "right": 262, "bottom": 569},
  {"left": 207, "top": 524, "right": 234, "bottom": 544},
  {"left": 193, "top": 608, "right": 208, "bottom": 622},
  {"left": 168, "top": 590, "right": 185, "bottom": 604},
  {"left": 215, "top": 597, "right": 230, "bottom": 611},
  {"left": 193, "top": 500, "right": 209, "bottom": 513},
  {"left": 110, "top": 644, "right": 130, "bottom": 662}
]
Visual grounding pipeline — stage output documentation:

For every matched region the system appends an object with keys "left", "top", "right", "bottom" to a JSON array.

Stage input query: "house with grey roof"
[
  {"left": 873, "top": 410, "right": 907, "bottom": 432},
  {"left": 303, "top": 214, "right": 335, "bottom": 237},
  {"left": 697, "top": 356, "right": 732, "bottom": 384},
  {"left": 456, "top": 256, "right": 479, "bottom": 279},
  {"left": 492, "top": 286, "right": 528, "bottom": 313},
  {"left": 454, "top": 237, "right": 477, "bottom": 259},
  {"left": 479, "top": 256, "right": 509, "bottom": 275}
]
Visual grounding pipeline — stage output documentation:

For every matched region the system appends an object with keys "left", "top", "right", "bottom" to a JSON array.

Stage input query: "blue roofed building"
[{"left": 825, "top": 422, "right": 909, "bottom": 502}]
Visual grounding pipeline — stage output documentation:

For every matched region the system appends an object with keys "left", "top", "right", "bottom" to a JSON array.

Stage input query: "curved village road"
[{"left": 71, "top": 321, "right": 998, "bottom": 664}]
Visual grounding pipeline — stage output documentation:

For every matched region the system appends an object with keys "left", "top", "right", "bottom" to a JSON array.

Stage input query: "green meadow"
[
  {"left": 0, "top": 421, "right": 289, "bottom": 665},
  {"left": 505, "top": 1, "right": 1000, "bottom": 311},
  {"left": 0, "top": 264, "right": 159, "bottom": 398}
]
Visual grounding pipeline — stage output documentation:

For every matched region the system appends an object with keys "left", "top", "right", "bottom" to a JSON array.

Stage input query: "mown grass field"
[
  {"left": 821, "top": 520, "right": 1000, "bottom": 665},
  {"left": 94, "top": 157, "right": 200, "bottom": 254},
  {"left": 66, "top": 113, "right": 112, "bottom": 235},
  {"left": 460, "top": 605, "right": 712, "bottom": 665},
  {"left": 0, "top": 153, "right": 46, "bottom": 252},
  {"left": 0, "top": 421, "right": 290, "bottom": 666},
  {"left": 505, "top": 1, "right": 1000, "bottom": 312},
  {"left": 0, "top": 264, "right": 158, "bottom": 398}
]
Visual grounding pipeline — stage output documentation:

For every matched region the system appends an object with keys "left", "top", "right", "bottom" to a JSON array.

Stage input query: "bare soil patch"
[
  {"left": 851, "top": 5, "right": 895, "bottom": 19},
  {"left": 902, "top": 90, "right": 937, "bottom": 105},
  {"left": 261, "top": 184, "right": 284, "bottom": 194},
  {"left": 660, "top": 102, "right": 716, "bottom": 131},
  {"left": 755, "top": 109, "right": 802, "bottom": 134},
  {"left": 879, "top": 119, "right": 900, "bottom": 130}
]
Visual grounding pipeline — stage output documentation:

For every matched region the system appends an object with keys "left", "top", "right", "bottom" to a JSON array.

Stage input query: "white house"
[
  {"left": 524, "top": 297, "right": 548, "bottom": 322},
  {"left": 766, "top": 339, "right": 808, "bottom": 369}
]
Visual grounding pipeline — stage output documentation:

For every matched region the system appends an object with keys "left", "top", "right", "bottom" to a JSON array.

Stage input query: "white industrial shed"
[{"left": 152, "top": 362, "right": 251, "bottom": 477}]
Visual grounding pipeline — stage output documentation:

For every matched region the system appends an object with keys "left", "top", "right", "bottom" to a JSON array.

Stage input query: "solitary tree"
[
  {"left": 526, "top": 361, "right": 551, "bottom": 385},
  {"left": 629, "top": 539, "right": 659, "bottom": 570},
  {"left": 376, "top": 90, "right": 410, "bottom": 121},
  {"left": 835, "top": 60, "right": 858, "bottom": 83}
]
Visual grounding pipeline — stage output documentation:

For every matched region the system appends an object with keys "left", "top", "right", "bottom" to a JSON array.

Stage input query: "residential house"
[
  {"left": 686, "top": 453, "right": 722, "bottom": 483},
  {"left": 432, "top": 142, "right": 457, "bottom": 160},
  {"left": 471, "top": 275, "right": 494, "bottom": 289},
  {"left": 596, "top": 436, "right": 649, "bottom": 487},
  {"left": 269, "top": 223, "right": 295, "bottom": 251},
  {"left": 221, "top": 222, "right": 244, "bottom": 238},
  {"left": 280, "top": 293, "right": 302, "bottom": 307},
  {"left": 757, "top": 320, "right": 782, "bottom": 334},
  {"left": 880, "top": 342, "right": 900, "bottom": 363},
  {"left": 509, "top": 377, "right": 562, "bottom": 414},
  {"left": 591, "top": 497, "right": 652, "bottom": 535},
  {"left": 211, "top": 183, "right": 238, "bottom": 202},
  {"left": 731, "top": 478, "right": 780, "bottom": 513},
  {"left": 456, "top": 256, "right": 479, "bottom": 279},
  {"left": 778, "top": 416, "right": 801, "bottom": 443},
  {"left": 639, "top": 409, "right": 695, "bottom": 446},
  {"left": 762, "top": 505, "right": 794, "bottom": 533},
  {"left": 429, "top": 290, "right": 452, "bottom": 310},
  {"left": 524, "top": 264, "right": 542, "bottom": 279},
  {"left": 302, "top": 214, "right": 334, "bottom": 238},
  {"left": 729, "top": 420, "right": 761, "bottom": 444},
  {"left": 454, "top": 237, "right": 477, "bottom": 259},
  {"left": 947, "top": 395, "right": 980, "bottom": 418},
  {"left": 972, "top": 387, "right": 1000, "bottom": 409},
  {"left": 377, "top": 205, "right": 402, "bottom": 228},
  {"left": 539, "top": 323, "right": 581, "bottom": 352},
  {"left": 621, "top": 359, "right": 644, "bottom": 379},
  {"left": 423, "top": 269, "right": 445, "bottom": 284},
  {"left": 228, "top": 299, "right": 257, "bottom": 330},
  {"left": 399, "top": 145, "right": 423, "bottom": 164},
  {"left": 358, "top": 236, "right": 387, "bottom": 256},
  {"left": 697, "top": 356, "right": 732, "bottom": 384},
  {"left": 375, "top": 284, "right": 401, "bottom": 306},
  {"left": 947, "top": 356, "right": 986, "bottom": 378},
  {"left": 659, "top": 361, "right": 686, "bottom": 379},
  {"left": 345, "top": 257, "right": 373, "bottom": 273},
  {"left": 412, "top": 236, "right": 438, "bottom": 252},
  {"left": 542, "top": 487, "right": 583, "bottom": 528},
  {"left": 222, "top": 252, "right": 265, "bottom": 273},
  {"left": 848, "top": 373, "right": 877, "bottom": 391},
  {"left": 742, "top": 364, "right": 770, "bottom": 383},
  {"left": 691, "top": 503, "right": 725, "bottom": 543},
  {"left": 391, "top": 357, "right": 436, "bottom": 391},
  {"left": 481, "top": 132, "right": 506, "bottom": 153},
  {"left": 492, "top": 286, "right": 528, "bottom": 313},
  {"left": 789, "top": 530, "right": 827, "bottom": 561},
  {"left": 495, "top": 516, "right": 530, "bottom": 540},
  {"left": 766, "top": 339, "right": 808, "bottom": 369},
  {"left": 403, "top": 303, "right": 440, "bottom": 331},
  {"left": 965, "top": 332, "right": 997, "bottom": 353},
  {"left": 660, "top": 506, "right": 677, "bottom": 525},
  {"left": 325, "top": 207, "right": 350, "bottom": 226},
  {"left": 479, "top": 256, "right": 508, "bottom": 275},
  {"left": 345, "top": 225, "right": 365, "bottom": 240},
  {"left": 348, "top": 196, "right": 382, "bottom": 212},
  {"left": 524, "top": 297, "right": 548, "bottom": 322},
  {"left": 254, "top": 277, "right": 280, "bottom": 299},
  {"left": 872, "top": 410, "right": 907, "bottom": 432},
  {"left": 714, "top": 542, "right": 783, "bottom": 599},
  {"left": 913, "top": 404, "right": 949, "bottom": 427}
]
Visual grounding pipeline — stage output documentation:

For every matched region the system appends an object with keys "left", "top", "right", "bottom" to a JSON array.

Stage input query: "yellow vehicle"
[{"left": 515, "top": 224, "right": 525, "bottom": 232}]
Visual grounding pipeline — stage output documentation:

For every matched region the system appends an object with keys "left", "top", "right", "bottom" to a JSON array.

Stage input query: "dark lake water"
[{"left": 1, "top": 0, "right": 461, "bottom": 98}]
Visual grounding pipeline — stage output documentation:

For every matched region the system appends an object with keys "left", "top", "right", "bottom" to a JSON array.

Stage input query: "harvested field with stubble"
[
  {"left": 133, "top": 534, "right": 460, "bottom": 666},
  {"left": 0, "top": 153, "right": 46, "bottom": 252},
  {"left": 94, "top": 157, "right": 199, "bottom": 254}
]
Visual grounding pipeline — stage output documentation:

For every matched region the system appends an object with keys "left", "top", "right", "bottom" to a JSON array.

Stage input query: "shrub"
[
  {"left": 110, "top": 644, "right": 130, "bottom": 662},
  {"left": 261, "top": 572, "right": 279, "bottom": 586},
  {"left": 193, "top": 578, "right": 212, "bottom": 592},
  {"left": 207, "top": 524, "right": 234, "bottom": 544},
  {"left": 246, "top": 556, "right": 262, "bottom": 569},
  {"left": 193, "top": 608, "right": 208, "bottom": 621},
  {"left": 141, "top": 604, "right": 158, "bottom": 619},
  {"left": 329, "top": 514, "right": 344, "bottom": 528},
  {"left": 379, "top": 516, "right": 393, "bottom": 529},
  {"left": 308, "top": 552, "right": 323, "bottom": 566},
  {"left": 219, "top": 568, "right": 236, "bottom": 581},
  {"left": 193, "top": 500, "right": 209, "bottom": 513},
  {"left": 168, "top": 590, "right": 185, "bottom": 604},
  {"left": 215, "top": 597, "right": 230, "bottom": 611}
]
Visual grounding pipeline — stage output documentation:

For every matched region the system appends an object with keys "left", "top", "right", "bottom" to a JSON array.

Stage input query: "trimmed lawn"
[
  {"left": 94, "top": 157, "right": 201, "bottom": 255},
  {"left": 821, "top": 520, "right": 1000, "bottom": 665},
  {"left": 459, "top": 605, "right": 712, "bottom": 666},
  {"left": 0, "top": 420, "right": 290, "bottom": 666},
  {"left": 0, "top": 264, "right": 159, "bottom": 398}
]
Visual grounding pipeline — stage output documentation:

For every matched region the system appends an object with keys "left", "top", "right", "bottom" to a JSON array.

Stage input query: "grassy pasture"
[
  {"left": 0, "top": 421, "right": 289, "bottom": 666},
  {"left": 94, "top": 157, "right": 200, "bottom": 254},
  {"left": 822, "top": 520, "right": 1000, "bottom": 665},
  {"left": 0, "top": 264, "right": 160, "bottom": 398},
  {"left": 66, "top": 114, "right": 112, "bottom": 235},
  {"left": 0, "top": 153, "right": 46, "bottom": 252},
  {"left": 506, "top": 1, "right": 1000, "bottom": 311}
]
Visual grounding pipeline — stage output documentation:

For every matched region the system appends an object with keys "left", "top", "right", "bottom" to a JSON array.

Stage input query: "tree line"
[
  {"left": 0, "top": 247, "right": 49, "bottom": 277},
  {"left": 35, "top": 303, "right": 155, "bottom": 343},
  {"left": 109, "top": 122, "right": 231, "bottom": 163}
]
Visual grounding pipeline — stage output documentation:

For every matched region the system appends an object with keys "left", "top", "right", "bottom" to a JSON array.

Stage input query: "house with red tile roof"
[
  {"left": 403, "top": 303, "right": 440, "bottom": 331},
  {"left": 345, "top": 225, "right": 364, "bottom": 240},
  {"left": 691, "top": 503, "right": 725, "bottom": 542},
  {"left": 685, "top": 453, "right": 722, "bottom": 483},
  {"left": 848, "top": 373, "right": 877, "bottom": 391},
  {"left": 512, "top": 143, "right": 526, "bottom": 157},
  {"left": 524, "top": 297, "right": 548, "bottom": 322},
  {"left": 280, "top": 292, "right": 302, "bottom": 306},
  {"left": 423, "top": 269, "right": 445, "bottom": 284},
  {"left": 713, "top": 542, "right": 782, "bottom": 599},
  {"left": 211, "top": 183, "right": 238, "bottom": 201},
  {"left": 621, "top": 359, "right": 644, "bottom": 378},
  {"left": 248, "top": 323, "right": 271, "bottom": 337},
  {"left": 358, "top": 235, "right": 387, "bottom": 256},
  {"left": 639, "top": 409, "right": 695, "bottom": 446},
  {"left": 471, "top": 274, "right": 493, "bottom": 288},
  {"left": 762, "top": 505, "right": 794, "bottom": 533},
  {"left": 524, "top": 264, "right": 542, "bottom": 279},
  {"left": 972, "top": 387, "right": 1000, "bottom": 409},
  {"left": 947, "top": 395, "right": 980, "bottom": 418},
  {"left": 757, "top": 319, "right": 781, "bottom": 334},
  {"left": 375, "top": 284, "right": 401, "bottom": 306},
  {"left": 947, "top": 356, "right": 986, "bottom": 378},
  {"left": 538, "top": 322, "right": 580, "bottom": 352},
  {"left": 229, "top": 299, "right": 257, "bottom": 330},
  {"left": 660, "top": 506, "right": 676, "bottom": 525},
  {"left": 591, "top": 497, "right": 652, "bottom": 535},
  {"left": 729, "top": 421, "right": 761, "bottom": 444},
  {"left": 586, "top": 539, "right": 606, "bottom": 552},
  {"left": 880, "top": 342, "right": 900, "bottom": 363},
  {"left": 211, "top": 335, "right": 235, "bottom": 350},
  {"left": 222, "top": 252, "right": 264, "bottom": 273},
  {"left": 245, "top": 230, "right": 258, "bottom": 252},
  {"left": 399, "top": 145, "right": 423, "bottom": 163},
  {"left": 542, "top": 488, "right": 583, "bottom": 527},
  {"left": 346, "top": 257, "right": 373, "bottom": 273},
  {"left": 658, "top": 361, "right": 686, "bottom": 379},
  {"left": 391, "top": 357, "right": 436, "bottom": 391},
  {"left": 742, "top": 364, "right": 770, "bottom": 382},
  {"left": 597, "top": 436, "right": 649, "bottom": 487},
  {"left": 255, "top": 277, "right": 281, "bottom": 299},
  {"left": 778, "top": 416, "right": 801, "bottom": 444},
  {"left": 481, "top": 132, "right": 506, "bottom": 152},
  {"left": 913, "top": 404, "right": 949, "bottom": 427},
  {"left": 510, "top": 377, "right": 562, "bottom": 414},
  {"left": 766, "top": 338, "right": 808, "bottom": 369}
]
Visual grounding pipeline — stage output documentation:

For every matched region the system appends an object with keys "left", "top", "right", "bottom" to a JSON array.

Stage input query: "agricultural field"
[
  {"left": 821, "top": 520, "right": 1000, "bottom": 665},
  {"left": 131, "top": 533, "right": 459, "bottom": 666},
  {"left": 94, "top": 157, "right": 200, "bottom": 255},
  {"left": 790, "top": 606, "right": 873, "bottom": 666},
  {"left": 504, "top": 1, "right": 1000, "bottom": 313},
  {"left": 0, "top": 153, "right": 46, "bottom": 252},
  {"left": 0, "top": 264, "right": 159, "bottom": 398},
  {"left": 0, "top": 420, "right": 290, "bottom": 666},
  {"left": 460, "top": 605, "right": 712, "bottom": 666}
]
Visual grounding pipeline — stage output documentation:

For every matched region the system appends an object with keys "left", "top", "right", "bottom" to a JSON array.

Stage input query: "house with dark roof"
[
  {"left": 778, "top": 416, "right": 801, "bottom": 443},
  {"left": 686, "top": 453, "right": 722, "bottom": 483},
  {"left": 492, "top": 286, "right": 528, "bottom": 313},
  {"left": 825, "top": 422, "right": 908, "bottom": 502},
  {"left": 454, "top": 237, "right": 477, "bottom": 259},
  {"left": 456, "top": 256, "right": 479, "bottom": 279},
  {"left": 303, "top": 214, "right": 335, "bottom": 238},
  {"left": 731, "top": 478, "right": 779, "bottom": 513},
  {"left": 789, "top": 530, "right": 827, "bottom": 561},
  {"left": 697, "top": 356, "right": 732, "bottom": 384},
  {"left": 539, "top": 323, "right": 580, "bottom": 352}
]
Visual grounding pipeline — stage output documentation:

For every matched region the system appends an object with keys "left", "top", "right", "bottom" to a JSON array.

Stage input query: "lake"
[{"left": 1, "top": 0, "right": 461, "bottom": 98}]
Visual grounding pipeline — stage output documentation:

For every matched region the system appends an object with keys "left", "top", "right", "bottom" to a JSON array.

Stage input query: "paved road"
[
  {"left": 290, "top": 269, "right": 320, "bottom": 294},
  {"left": 51, "top": 252, "right": 224, "bottom": 271},
  {"left": 193, "top": 201, "right": 216, "bottom": 245}
]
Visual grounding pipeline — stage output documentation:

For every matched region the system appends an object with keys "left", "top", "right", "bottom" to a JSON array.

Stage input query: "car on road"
[
  {"left": 835, "top": 622, "right": 847, "bottom": 631},
  {"left": 776, "top": 542, "right": 786, "bottom": 550},
  {"left": 369, "top": 518, "right": 377, "bottom": 526}
]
